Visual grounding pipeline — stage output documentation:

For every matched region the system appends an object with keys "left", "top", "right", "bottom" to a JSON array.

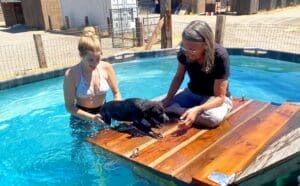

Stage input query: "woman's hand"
[
  {"left": 92, "top": 113, "right": 104, "bottom": 124},
  {"left": 178, "top": 106, "right": 203, "bottom": 129}
]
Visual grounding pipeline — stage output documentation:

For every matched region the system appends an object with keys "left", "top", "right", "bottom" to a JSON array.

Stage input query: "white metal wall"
[
  {"left": 60, "top": 0, "right": 137, "bottom": 29},
  {"left": 60, "top": 0, "right": 111, "bottom": 28}
]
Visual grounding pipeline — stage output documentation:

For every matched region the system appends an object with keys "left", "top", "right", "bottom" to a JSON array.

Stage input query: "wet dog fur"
[{"left": 99, "top": 98, "right": 169, "bottom": 138}]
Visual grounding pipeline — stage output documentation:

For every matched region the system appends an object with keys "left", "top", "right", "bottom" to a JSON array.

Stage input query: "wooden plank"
[
  {"left": 191, "top": 103, "right": 299, "bottom": 185},
  {"left": 88, "top": 98, "right": 248, "bottom": 157},
  {"left": 174, "top": 103, "right": 276, "bottom": 184},
  {"left": 144, "top": 17, "right": 164, "bottom": 50},
  {"left": 88, "top": 128, "right": 129, "bottom": 151},
  {"left": 155, "top": 101, "right": 269, "bottom": 176},
  {"left": 88, "top": 98, "right": 270, "bottom": 179},
  {"left": 112, "top": 123, "right": 178, "bottom": 156},
  {"left": 88, "top": 121, "right": 180, "bottom": 158},
  {"left": 122, "top": 123, "right": 180, "bottom": 158},
  {"left": 231, "top": 98, "right": 250, "bottom": 113},
  {"left": 130, "top": 98, "right": 251, "bottom": 166},
  {"left": 132, "top": 127, "right": 203, "bottom": 165}
]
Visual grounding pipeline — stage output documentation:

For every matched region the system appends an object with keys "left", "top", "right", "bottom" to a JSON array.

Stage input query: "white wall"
[{"left": 60, "top": 0, "right": 111, "bottom": 29}]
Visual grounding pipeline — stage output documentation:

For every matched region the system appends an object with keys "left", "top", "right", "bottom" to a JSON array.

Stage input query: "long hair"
[
  {"left": 78, "top": 26, "right": 101, "bottom": 56},
  {"left": 182, "top": 20, "right": 215, "bottom": 73}
]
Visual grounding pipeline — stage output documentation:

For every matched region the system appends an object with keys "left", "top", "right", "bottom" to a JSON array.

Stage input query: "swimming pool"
[{"left": 0, "top": 55, "right": 299, "bottom": 185}]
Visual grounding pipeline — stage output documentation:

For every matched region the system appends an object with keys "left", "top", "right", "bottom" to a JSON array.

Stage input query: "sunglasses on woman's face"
[
  {"left": 180, "top": 45, "right": 198, "bottom": 54},
  {"left": 180, "top": 42, "right": 206, "bottom": 55}
]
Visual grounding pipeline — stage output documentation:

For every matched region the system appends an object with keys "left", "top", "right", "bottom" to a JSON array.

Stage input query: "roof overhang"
[{"left": 0, "top": 0, "right": 21, "bottom": 3}]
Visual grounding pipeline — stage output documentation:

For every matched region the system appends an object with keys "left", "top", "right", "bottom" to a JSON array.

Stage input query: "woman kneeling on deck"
[
  {"left": 63, "top": 27, "right": 122, "bottom": 132},
  {"left": 162, "top": 20, "right": 232, "bottom": 129}
]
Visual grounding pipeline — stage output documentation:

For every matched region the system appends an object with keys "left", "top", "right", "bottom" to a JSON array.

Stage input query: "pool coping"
[{"left": 0, "top": 48, "right": 299, "bottom": 90}]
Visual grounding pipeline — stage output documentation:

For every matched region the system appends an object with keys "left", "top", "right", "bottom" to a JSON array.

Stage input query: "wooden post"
[
  {"left": 160, "top": 0, "right": 172, "bottom": 48},
  {"left": 48, "top": 15, "right": 53, "bottom": 30},
  {"left": 85, "top": 16, "right": 89, "bottom": 26},
  {"left": 94, "top": 26, "right": 102, "bottom": 53},
  {"left": 65, "top": 16, "right": 70, "bottom": 29},
  {"left": 144, "top": 18, "right": 164, "bottom": 50},
  {"left": 135, "top": 17, "right": 144, "bottom": 47},
  {"left": 33, "top": 34, "right": 47, "bottom": 68},
  {"left": 107, "top": 17, "right": 112, "bottom": 37},
  {"left": 215, "top": 15, "right": 226, "bottom": 45}
]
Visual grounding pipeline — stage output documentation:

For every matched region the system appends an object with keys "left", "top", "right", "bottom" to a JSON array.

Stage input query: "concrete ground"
[
  {"left": 0, "top": 5, "right": 299, "bottom": 80},
  {"left": 172, "top": 5, "right": 300, "bottom": 25}
]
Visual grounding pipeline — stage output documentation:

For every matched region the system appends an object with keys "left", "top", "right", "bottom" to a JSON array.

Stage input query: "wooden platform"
[{"left": 88, "top": 98, "right": 300, "bottom": 185}]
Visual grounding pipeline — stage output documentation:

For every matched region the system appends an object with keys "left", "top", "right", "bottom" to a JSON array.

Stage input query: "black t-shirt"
[{"left": 177, "top": 43, "right": 230, "bottom": 97}]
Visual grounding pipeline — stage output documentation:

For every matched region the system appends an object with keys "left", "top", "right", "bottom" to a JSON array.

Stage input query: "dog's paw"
[
  {"left": 153, "top": 123, "right": 162, "bottom": 128},
  {"left": 149, "top": 131, "right": 163, "bottom": 139}
]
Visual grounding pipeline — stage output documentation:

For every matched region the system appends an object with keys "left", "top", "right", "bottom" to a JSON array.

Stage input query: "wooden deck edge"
[{"left": 171, "top": 102, "right": 271, "bottom": 177}]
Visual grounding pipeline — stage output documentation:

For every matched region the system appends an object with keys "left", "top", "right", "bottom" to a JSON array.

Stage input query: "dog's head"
[{"left": 142, "top": 101, "right": 169, "bottom": 124}]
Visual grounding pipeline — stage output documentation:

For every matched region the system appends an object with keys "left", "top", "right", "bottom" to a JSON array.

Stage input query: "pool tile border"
[
  {"left": 0, "top": 68, "right": 67, "bottom": 90},
  {"left": 0, "top": 48, "right": 299, "bottom": 90}
]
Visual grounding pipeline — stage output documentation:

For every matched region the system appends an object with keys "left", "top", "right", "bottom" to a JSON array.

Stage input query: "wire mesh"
[
  {"left": 0, "top": 42, "right": 39, "bottom": 79},
  {"left": 42, "top": 36, "right": 80, "bottom": 68},
  {"left": 0, "top": 22, "right": 299, "bottom": 81},
  {"left": 224, "top": 24, "right": 300, "bottom": 53}
]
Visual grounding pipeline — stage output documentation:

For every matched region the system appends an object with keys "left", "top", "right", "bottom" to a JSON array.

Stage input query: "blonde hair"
[
  {"left": 182, "top": 20, "right": 215, "bottom": 73},
  {"left": 78, "top": 26, "right": 101, "bottom": 56}
]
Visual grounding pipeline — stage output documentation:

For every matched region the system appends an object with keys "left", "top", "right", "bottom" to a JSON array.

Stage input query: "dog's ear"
[{"left": 150, "top": 102, "right": 164, "bottom": 113}]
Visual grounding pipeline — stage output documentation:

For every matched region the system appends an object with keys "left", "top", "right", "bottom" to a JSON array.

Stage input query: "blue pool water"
[{"left": 0, "top": 55, "right": 299, "bottom": 185}]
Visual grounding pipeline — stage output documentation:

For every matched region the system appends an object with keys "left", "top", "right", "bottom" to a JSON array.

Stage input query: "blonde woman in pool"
[{"left": 63, "top": 26, "right": 121, "bottom": 126}]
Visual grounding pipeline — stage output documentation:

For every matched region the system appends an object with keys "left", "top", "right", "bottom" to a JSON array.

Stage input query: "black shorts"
[{"left": 76, "top": 104, "right": 101, "bottom": 114}]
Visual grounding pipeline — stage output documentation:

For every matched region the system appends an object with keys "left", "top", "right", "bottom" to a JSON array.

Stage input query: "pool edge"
[{"left": 0, "top": 48, "right": 299, "bottom": 90}]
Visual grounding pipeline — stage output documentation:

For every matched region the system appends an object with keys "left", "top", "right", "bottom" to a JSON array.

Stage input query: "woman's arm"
[
  {"left": 162, "top": 63, "right": 186, "bottom": 106},
  {"left": 105, "top": 63, "right": 122, "bottom": 101},
  {"left": 196, "top": 78, "right": 228, "bottom": 111},
  {"left": 179, "top": 79, "right": 228, "bottom": 128},
  {"left": 63, "top": 68, "right": 103, "bottom": 123}
]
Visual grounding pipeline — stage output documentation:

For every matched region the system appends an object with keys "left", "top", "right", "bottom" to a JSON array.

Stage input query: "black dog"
[{"left": 99, "top": 98, "right": 169, "bottom": 138}]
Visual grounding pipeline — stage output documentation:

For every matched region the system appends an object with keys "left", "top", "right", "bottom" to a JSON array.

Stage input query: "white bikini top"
[{"left": 76, "top": 66, "right": 110, "bottom": 98}]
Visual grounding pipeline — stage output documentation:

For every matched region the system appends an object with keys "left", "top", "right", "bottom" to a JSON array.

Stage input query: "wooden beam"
[
  {"left": 144, "top": 17, "right": 164, "bottom": 50},
  {"left": 33, "top": 34, "right": 47, "bottom": 68},
  {"left": 215, "top": 15, "right": 226, "bottom": 45},
  {"left": 135, "top": 17, "right": 144, "bottom": 47},
  {"left": 160, "top": 0, "right": 172, "bottom": 48}
]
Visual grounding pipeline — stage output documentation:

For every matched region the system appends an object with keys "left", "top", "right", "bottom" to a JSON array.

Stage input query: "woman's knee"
[{"left": 195, "top": 112, "right": 223, "bottom": 128}]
